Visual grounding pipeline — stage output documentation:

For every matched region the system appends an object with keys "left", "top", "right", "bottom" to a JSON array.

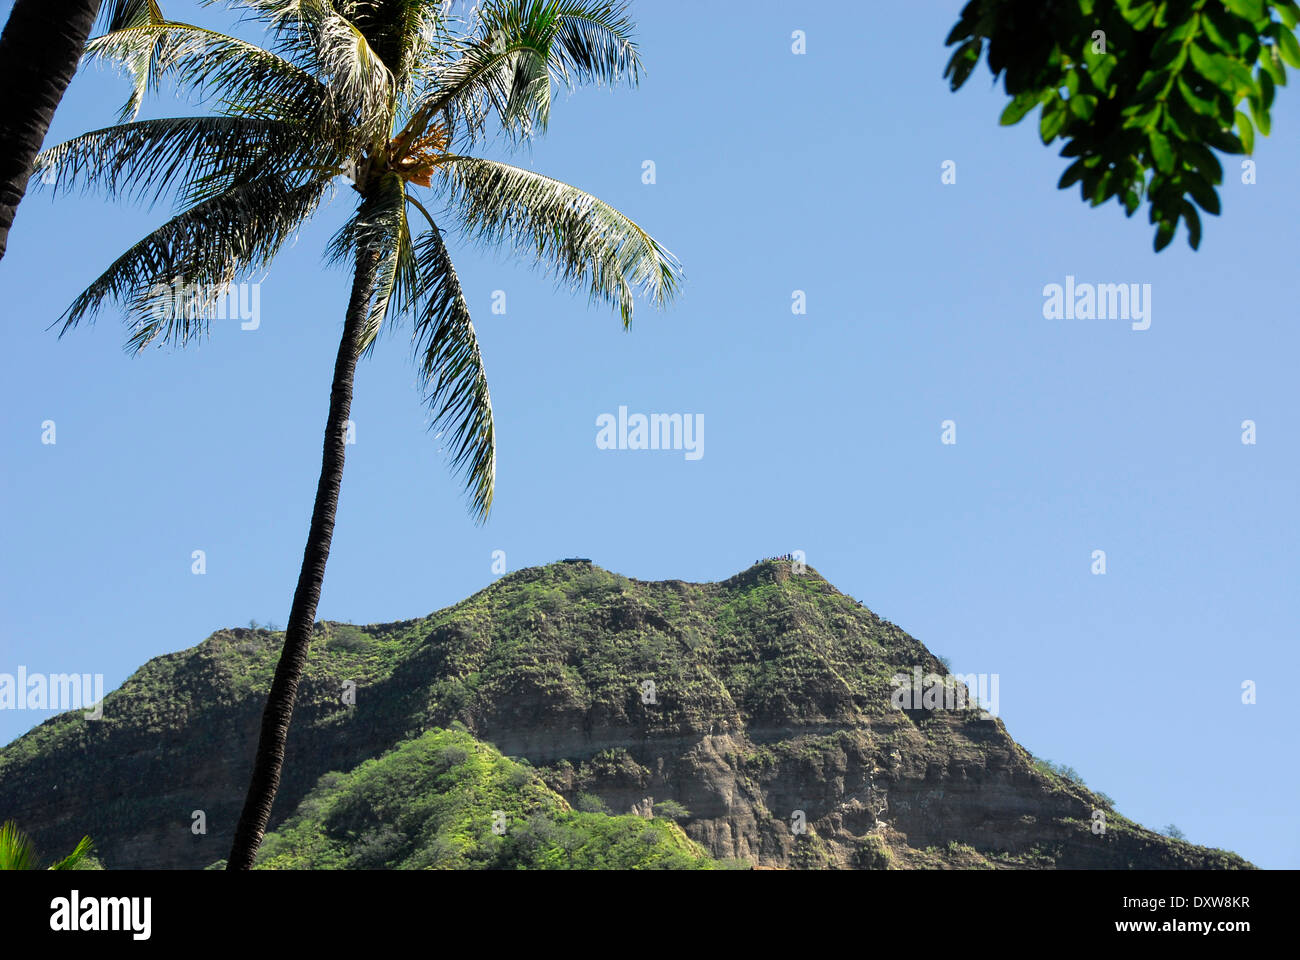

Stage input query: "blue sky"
[{"left": 1, "top": 0, "right": 1296, "bottom": 868}]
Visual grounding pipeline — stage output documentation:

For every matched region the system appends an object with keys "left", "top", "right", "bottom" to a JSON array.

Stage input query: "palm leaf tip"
[
  {"left": 0, "top": 821, "right": 38, "bottom": 870},
  {"left": 49, "top": 836, "right": 95, "bottom": 870},
  {"left": 481, "top": 0, "right": 643, "bottom": 88},
  {"left": 439, "top": 155, "right": 682, "bottom": 329},
  {"left": 408, "top": 225, "right": 497, "bottom": 522},
  {"left": 100, "top": 0, "right": 163, "bottom": 32},
  {"left": 59, "top": 174, "right": 331, "bottom": 348},
  {"left": 0, "top": 821, "right": 92, "bottom": 870},
  {"left": 550, "top": 0, "right": 644, "bottom": 87}
]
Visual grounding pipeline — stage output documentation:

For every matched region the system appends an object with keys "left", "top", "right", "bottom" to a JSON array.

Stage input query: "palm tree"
[
  {"left": 0, "top": 1, "right": 158, "bottom": 260},
  {"left": 32, "top": 0, "right": 681, "bottom": 870},
  {"left": 0, "top": 820, "right": 94, "bottom": 869}
]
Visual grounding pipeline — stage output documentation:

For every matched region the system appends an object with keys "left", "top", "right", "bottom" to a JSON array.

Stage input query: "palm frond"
[
  {"left": 48, "top": 836, "right": 95, "bottom": 871},
  {"left": 438, "top": 155, "right": 680, "bottom": 326},
  {"left": 480, "top": 0, "right": 640, "bottom": 87},
  {"left": 397, "top": 0, "right": 640, "bottom": 151},
  {"left": 409, "top": 222, "right": 496, "bottom": 520},
  {"left": 84, "top": 21, "right": 334, "bottom": 125},
  {"left": 92, "top": 0, "right": 168, "bottom": 121},
  {"left": 402, "top": 26, "right": 546, "bottom": 143},
  {"left": 100, "top": 0, "right": 165, "bottom": 31},
  {"left": 61, "top": 174, "right": 333, "bottom": 351},
  {"left": 32, "top": 116, "right": 326, "bottom": 208},
  {"left": 321, "top": 0, "right": 454, "bottom": 95},
  {"left": 218, "top": 1, "right": 394, "bottom": 141},
  {"left": 326, "top": 172, "right": 417, "bottom": 353},
  {"left": 0, "top": 821, "right": 39, "bottom": 871},
  {"left": 397, "top": 0, "right": 471, "bottom": 93}
]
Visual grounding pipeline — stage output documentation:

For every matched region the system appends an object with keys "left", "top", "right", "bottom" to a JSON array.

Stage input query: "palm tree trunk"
[
  {"left": 226, "top": 243, "right": 381, "bottom": 870},
  {"left": 0, "top": 0, "right": 102, "bottom": 261}
]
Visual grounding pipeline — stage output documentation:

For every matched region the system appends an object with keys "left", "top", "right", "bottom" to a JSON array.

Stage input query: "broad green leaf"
[
  {"left": 1149, "top": 129, "right": 1175, "bottom": 172},
  {"left": 1249, "top": 93, "right": 1271, "bottom": 133},
  {"left": 1040, "top": 97, "right": 1068, "bottom": 143},
  {"left": 1216, "top": 52, "right": 1261, "bottom": 93},
  {"left": 1000, "top": 91, "right": 1040, "bottom": 125},
  {"left": 1069, "top": 94, "right": 1098, "bottom": 120},
  {"left": 1091, "top": 55, "right": 1117, "bottom": 88},
  {"left": 1163, "top": 99, "right": 1193, "bottom": 139},
  {"left": 1224, "top": 0, "right": 1266, "bottom": 23},
  {"left": 1186, "top": 174, "right": 1223, "bottom": 213},
  {"left": 1134, "top": 67, "right": 1170, "bottom": 102},
  {"left": 1236, "top": 108, "right": 1256, "bottom": 152},
  {"left": 1154, "top": 217, "right": 1176, "bottom": 251},
  {"left": 1124, "top": 1, "right": 1158, "bottom": 30},
  {"left": 1259, "top": 44, "right": 1287, "bottom": 84},
  {"left": 1201, "top": 12, "right": 1236, "bottom": 53},
  {"left": 1122, "top": 100, "right": 1163, "bottom": 130},
  {"left": 1189, "top": 41, "right": 1230, "bottom": 84},
  {"left": 1274, "top": 23, "right": 1300, "bottom": 67},
  {"left": 1058, "top": 157, "right": 1087, "bottom": 190},
  {"left": 1182, "top": 141, "right": 1224, "bottom": 181},
  {"left": 945, "top": 39, "right": 981, "bottom": 90},
  {"left": 944, "top": 20, "right": 973, "bottom": 45},
  {"left": 1091, "top": 168, "right": 1115, "bottom": 205},
  {"left": 1151, "top": 33, "right": 1189, "bottom": 69},
  {"left": 1177, "top": 75, "right": 1219, "bottom": 115},
  {"left": 1208, "top": 127, "right": 1247, "bottom": 151},
  {"left": 1259, "top": 66, "right": 1276, "bottom": 107},
  {"left": 1181, "top": 200, "right": 1203, "bottom": 248},
  {"left": 1206, "top": 6, "right": 1257, "bottom": 55}
]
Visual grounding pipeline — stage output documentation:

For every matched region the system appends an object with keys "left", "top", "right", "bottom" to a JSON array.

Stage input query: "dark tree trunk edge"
[
  {"left": 226, "top": 243, "right": 381, "bottom": 870},
  {"left": 0, "top": 0, "right": 102, "bottom": 261}
]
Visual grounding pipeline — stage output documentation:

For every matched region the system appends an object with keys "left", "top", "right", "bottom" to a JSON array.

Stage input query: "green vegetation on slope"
[{"left": 251, "top": 728, "right": 715, "bottom": 870}]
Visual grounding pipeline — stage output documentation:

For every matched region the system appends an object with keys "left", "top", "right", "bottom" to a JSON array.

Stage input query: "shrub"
[
  {"left": 652, "top": 800, "right": 691, "bottom": 821},
  {"left": 439, "top": 744, "right": 469, "bottom": 768},
  {"left": 1032, "top": 756, "right": 1086, "bottom": 786},
  {"left": 573, "top": 793, "right": 610, "bottom": 814},
  {"left": 346, "top": 824, "right": 405, "bottom": 869},
  {"left": 853, "top": 836, "right": 892, "bottom": 870}
]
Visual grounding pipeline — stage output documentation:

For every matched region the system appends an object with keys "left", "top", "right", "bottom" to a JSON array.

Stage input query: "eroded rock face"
[
  {"left": 0, "top": 562, "right": 1252, "bottom": 869},
  {"left": 530, "top": 719, "right": 1237, "bottom": 870}
]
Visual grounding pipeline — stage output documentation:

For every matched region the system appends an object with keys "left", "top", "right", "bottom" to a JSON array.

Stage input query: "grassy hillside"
[{"left": 244, "top": 728, "right": 714, "bottom": 869}]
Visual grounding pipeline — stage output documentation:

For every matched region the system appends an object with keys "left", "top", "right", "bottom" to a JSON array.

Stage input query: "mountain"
[{"left": 0, "top": 560, "right": 1251, "bottom": 869}]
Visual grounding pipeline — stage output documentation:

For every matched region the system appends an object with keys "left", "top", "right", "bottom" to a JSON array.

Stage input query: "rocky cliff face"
[{"left": 0, "top": 560, "right": 1251, "bottom": 869}]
